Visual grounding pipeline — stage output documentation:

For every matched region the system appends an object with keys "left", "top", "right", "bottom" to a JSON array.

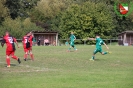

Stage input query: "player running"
[
  {"left": 88, "top": 34, "right": 110, "bottom": 61},
  {"left": 1, "top": 31, "right": 21, "bottom": 67},
  {"left": 22, "top": 32, "right": 34, "bottom": 61},
  {"left": 68, "top": 32, "right": 77, "bottom": 51}
]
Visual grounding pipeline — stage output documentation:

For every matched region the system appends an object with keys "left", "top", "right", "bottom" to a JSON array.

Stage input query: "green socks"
[
  {"left": 103, "top": 52, "right": 107, "bottom": 55},
  {"left": 92, "top": 56, "right": 95, "bottom": 60}
]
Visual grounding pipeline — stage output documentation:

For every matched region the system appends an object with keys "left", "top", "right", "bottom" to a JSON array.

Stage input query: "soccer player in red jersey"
[
  {"left": 22, "top": 32, "right": 34, "bottom": 61},
  {"left": 1, "top": 31, "right": 21, "bottom": 67},
  {"left": 29, "top": 32, "right": 34, "bottom": 61}
]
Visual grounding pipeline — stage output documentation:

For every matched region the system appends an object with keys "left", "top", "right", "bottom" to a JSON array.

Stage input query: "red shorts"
[
  {"left": 24, "top": 47, "right": 32, "bottom": 53},
  {"left": 24, "top": 48, "right": 30, "bottom": 53},
  {"left": 6, "top": 51, "right": 15, "bottom": 56},
  {"left": 29, "top": 47, "right": 32, "bottom": 50}
]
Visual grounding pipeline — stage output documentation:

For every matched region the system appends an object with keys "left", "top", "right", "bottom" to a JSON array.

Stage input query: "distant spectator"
[
  {"left": 53, "top": 41, "right": 56, "bottom": 46},
  {"left": 33, "top": 37, "right": 36, "bottom": 46},
  {"left": 44, "top": 39, "right": 49, "bottom": 46},
  {"left": 37, "top": 38, "right": 41, "bottom": 46}
]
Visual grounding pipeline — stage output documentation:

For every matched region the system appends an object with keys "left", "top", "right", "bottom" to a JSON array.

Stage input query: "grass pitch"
[{"left": 0, "top": 45, "right": 133, "bottom": 88}]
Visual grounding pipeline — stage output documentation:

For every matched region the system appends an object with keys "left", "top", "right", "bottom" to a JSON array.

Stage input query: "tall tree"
[
  {"left": 51, "top": 1, "right": 114, "bottom": 39},
  {"left": 5, "top": 0, "right": 40, "bottom": 19},
  {"left": 0, "top": 0, "right": 8, "bottom": 24},
  {"left": 0, "top": 17, "right": 43, "bottom": 38},
  {"left": 30, "top": 0, "right": 72, "bottom": 30},
  {"left": 5, "top": 0, "right": 21, "bottom": 19},
  {"left": 30, "top": 0, "right": 71, "bottom": 21}
]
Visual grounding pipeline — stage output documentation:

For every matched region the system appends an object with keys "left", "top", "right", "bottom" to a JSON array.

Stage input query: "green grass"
[{"left": 0, "top": 45, "right": 133, "bottom": 88}]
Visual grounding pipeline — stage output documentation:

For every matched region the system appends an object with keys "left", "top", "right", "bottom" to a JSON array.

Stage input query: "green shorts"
[
  {"left": 70, "top": 41, "right": 74, "bottom": 47},
  {"left": 93, "top": 48, "right": 102, "bottom": 54}
]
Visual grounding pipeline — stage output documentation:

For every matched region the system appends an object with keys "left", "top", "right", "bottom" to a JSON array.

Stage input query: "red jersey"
[
  {"left": 2, "top": 35, "right": 17, "bottom": 51},
  {"left": 29, "top": 35, "right": 33, "bottom": 47},
  {"left": 22, "top": 35, "right": 31, "bottom": 49}
]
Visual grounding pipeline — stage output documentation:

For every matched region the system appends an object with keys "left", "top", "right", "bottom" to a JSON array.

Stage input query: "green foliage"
[
  {"left": 30, "top": 9, "right": 46, "bottom": 23},
  {"left": 0, "top": 0, "right": 43, "bottom": 38},
  {"left": 30, "top": 0, "right": 70, "bottom": 23},
  {"left": 0, "top": 0, "right": 133, "bottom": 39},
  {"left": 0, "top": 0, "right": 8, "bottom": 24},
  {"left": 52, "top": 1, "right": 114, "bottom": 39},
  {"left": 129, "top": 12, "right": 133, "bottom": 22},
  {"left": 5, "top": 0, "right": 40, "bottom": 19},
  {"left": 5, "top": 0, "right": 22, "bottom": 19},
  {"left": 0, "top": 17, "right": 43, "bottom": 38}
]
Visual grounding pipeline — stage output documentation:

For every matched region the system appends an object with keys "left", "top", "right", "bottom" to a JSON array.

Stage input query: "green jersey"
[
  {"left": 70, "top": 34, "right": 76, "bottom": 42},
  {"left": 96, "top": 37, "right": 104, "bottom": 49}
]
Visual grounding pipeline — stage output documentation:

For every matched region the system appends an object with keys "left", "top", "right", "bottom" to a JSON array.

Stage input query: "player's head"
[
  {"left": 95, "top": 34, "right": 100, "bottom": 38},
  {"left": 71, "top": 31, "right": 74, "bottom": 34},
  {"left": 29, "top": 31, "right": 32, "bottom": 35},
  {"left": 26, "top": 32, "right": 29, "bottom": 36},
  {"left": 26, "top": 31, "right": 32, "bottom": 36},
  {"left": 5, "top": 31, "right": 9, "bottom": 36},
  {"left": 28, "top": 31, "right": 33, "bottom": 36}
]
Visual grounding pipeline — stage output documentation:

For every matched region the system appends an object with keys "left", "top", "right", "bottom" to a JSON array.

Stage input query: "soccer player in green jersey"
[
  {"left": 88, "top": 34, "right": 110, "bottom": 61},
  {"left": 68, "top": 32, "right": 77, "bottom": 51}
]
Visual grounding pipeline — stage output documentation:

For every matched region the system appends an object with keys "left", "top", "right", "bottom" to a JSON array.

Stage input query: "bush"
[{"left": 0, "top": 17, "right": 43, "bottom": 38}]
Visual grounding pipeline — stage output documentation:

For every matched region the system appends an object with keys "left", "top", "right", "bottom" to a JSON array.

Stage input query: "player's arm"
[
  {"left": 88, "top": 37, "right": 96, "bottom": 40},
  {"left": 74, "top": 35, "right": 76, "bottom": 41},
  {"left": 30, "top": 32, "right": 34, "bottom": 40},
  {"left": 22, "top": 37, "right": 25, "bottom": 45},
  {"left": 29, "top": 36, "right": 33, "bottom": 46},
  {"left": 103, "top": 42, "right": 109, "bottom": 49},
  {"left": 14, "top": 38, "right": 19, "bottom": 48},
  {"left": 31, "top": 34, "right": 34, "bottom": 37},
  {"left": 29, "top": 36, "right": 33, "bottom": 41},
  {"left": 1, "top": 38, "right": 5, "bottom": 47}
]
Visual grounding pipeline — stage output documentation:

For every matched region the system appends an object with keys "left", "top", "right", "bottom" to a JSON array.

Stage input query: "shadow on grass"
[
  {"left": 4, "top": 64, "right": 16, "bottom": 67},
  {"left": 26, "top": 58, "right": 32, "bottom": 61},
  {"left": 92, "top": 59, "right": 101, "bottom": 61},
  {"left": 67, "top": 51, "right": 78, "bottom": 52}
]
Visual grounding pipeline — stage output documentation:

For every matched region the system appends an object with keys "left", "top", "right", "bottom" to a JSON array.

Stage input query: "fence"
[
  {"left": 15, "top": 39, "right": 123, "bottom": 46},
  {"left": 58, "top": 39, "right": 122, "bottom": 46}
]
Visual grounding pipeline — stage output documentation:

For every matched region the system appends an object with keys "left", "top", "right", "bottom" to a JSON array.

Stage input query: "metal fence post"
[{"left": 110, "top": 39, "right": 111, "bottom": 45}]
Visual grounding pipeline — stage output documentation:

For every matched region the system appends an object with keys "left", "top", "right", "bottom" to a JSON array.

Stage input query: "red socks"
[
  {"left": 30, "top": 54, "right": 34, "bottom": 60},
  {"left": 24, "top": 53, "right": 34, "bottom": 60},
  {"left": 11, "top": 55, "right": 18, "bottom": 60},
  {"left": 6, "top": 58, "right": 10, "bottom": 66},
  {"left": 24, "top": 54, "right": 28, "bottom": 59}
]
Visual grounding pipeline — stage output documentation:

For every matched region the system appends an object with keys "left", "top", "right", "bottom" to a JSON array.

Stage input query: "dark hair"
[
  {"left": 95, "top": 34, "right": 100, "bottom": 36},
  {"left": 5, "top": 31, "right": 9, "bottom": 33},
  {"left": 26, "top": 32, "right": 29, "bottom": 35}
]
